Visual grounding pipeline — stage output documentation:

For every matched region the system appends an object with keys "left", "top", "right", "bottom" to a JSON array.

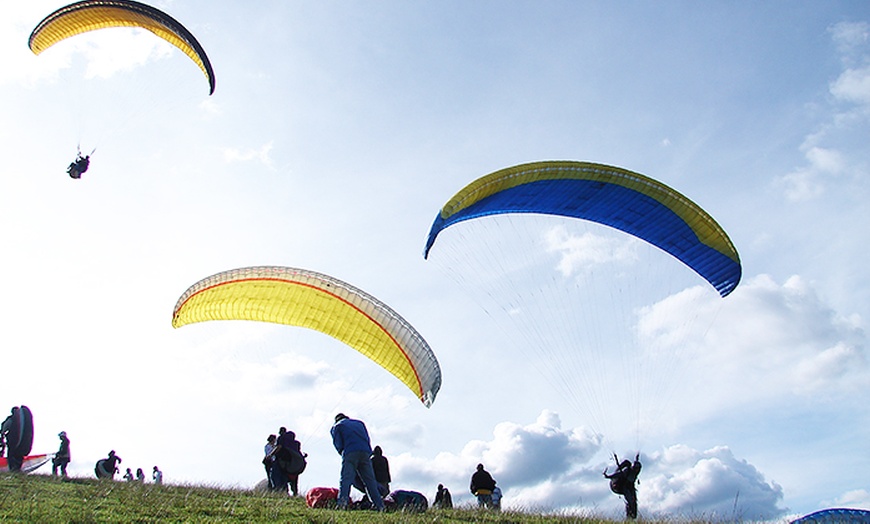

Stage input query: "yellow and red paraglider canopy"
[{"left": 172, "top": 267, "right": 441, "bottom": 407}]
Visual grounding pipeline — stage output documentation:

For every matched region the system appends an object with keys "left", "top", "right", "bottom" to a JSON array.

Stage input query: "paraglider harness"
[
  {"left": 276, "top": 447, "right": 307, "bottom": 476},
  {"left": 67, "top": 147, "right": 93, "bottom": 179}
]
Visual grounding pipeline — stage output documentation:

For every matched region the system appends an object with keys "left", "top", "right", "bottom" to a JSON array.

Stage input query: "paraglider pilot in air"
[
  {"left": 603, "top": 452, "right": 642, "bottom": 519},
  {"left": 67, "top": 153, "right": 90, "bottom": 179}
]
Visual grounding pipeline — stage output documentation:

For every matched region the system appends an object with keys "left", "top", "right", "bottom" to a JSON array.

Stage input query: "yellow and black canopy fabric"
[{"left": 29, "top": 0, "right": 215, "bottom": 95}]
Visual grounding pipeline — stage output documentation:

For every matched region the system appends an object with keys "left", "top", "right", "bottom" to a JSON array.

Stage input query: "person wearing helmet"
[{"left": 52, "top": 431, "right": 70, "bottom": 477}]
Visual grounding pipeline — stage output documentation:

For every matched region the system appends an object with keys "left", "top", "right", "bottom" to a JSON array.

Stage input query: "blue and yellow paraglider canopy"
[
  {"left": 791, "top": 508, "right": 870, "bottom": 523},
  {"left": 424, "top": 161, "right": 741, "bottom": 297}
]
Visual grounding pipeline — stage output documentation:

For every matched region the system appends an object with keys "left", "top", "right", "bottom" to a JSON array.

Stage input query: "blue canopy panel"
[
  {"left": 424, "top": 163, "right": 741, "bottom": 297},
  {"left": 791, "top": 508, "right": 870, "bottom": 523}
]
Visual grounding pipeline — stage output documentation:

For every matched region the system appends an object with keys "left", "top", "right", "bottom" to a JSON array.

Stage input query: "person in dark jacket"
[
  {"left": 67, "top": 154, "right": 90, "bottom": 179},
  {"left": 353, "top": 444, "right": 391, "bottom": 497},
  {"left": 95, "top": 450, "right": 122, "bottom": 479},
  {"left": 433, "top": 483, "right": 453, "bottom": 509},
  {"left": 52, "top": 431, "right": 70, "bottom": 477},
  {"left": 469, "top": 463, "right": 497, "bottom": 508},
  {"left": 330, "top": 413, "right": 384, "bottom": 511},
  {"left": 371, "top": 445, "right": 391, "bottom": 494},
  {"left": 275, "top": 427, "right": 306, "bottom": 496},
  {"left": 603, "top": 453, "right": 642, "bottom": 519}
]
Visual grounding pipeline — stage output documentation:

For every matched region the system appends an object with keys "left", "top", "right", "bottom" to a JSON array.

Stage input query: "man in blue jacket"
[{"left": 330, "top": 413, "right": 385, "bottom": 511}]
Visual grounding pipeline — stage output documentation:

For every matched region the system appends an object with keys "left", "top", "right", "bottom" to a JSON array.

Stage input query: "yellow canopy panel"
[{"left": 172, "top": 267, "right": 441, "bottom": 407}]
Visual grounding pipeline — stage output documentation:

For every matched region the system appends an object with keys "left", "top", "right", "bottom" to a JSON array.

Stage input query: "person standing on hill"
[
  {"left": 371, "top": 445, "right": 391, "bottom": 495},
  {"left": 469, "top": 463, "right": 497, "bottom": 508},
  {"left": 275, "top": 427, "right": 306, "bottom": 496},
  {"left": 263, "top": 434, "right": 278, "bottom": 490},
  {"left": 603, "top": 452, "right": 642, "bottom": 519},
  {"left": 330, "top": 413, "right": 384, "bottom": 511},
  {"left": 433, "top": 483, "right": 453, "bottom": 509},
  {"left": 52, "top": 431, "right": 70, "bottom": 477},
  {"left": 95, "top": 450, "right": 122, "bottom": 479}
]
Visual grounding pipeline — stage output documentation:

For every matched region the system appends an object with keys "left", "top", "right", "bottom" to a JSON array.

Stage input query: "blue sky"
[{"left": 2, "top": 1, "right": 870, "bottom": 521}]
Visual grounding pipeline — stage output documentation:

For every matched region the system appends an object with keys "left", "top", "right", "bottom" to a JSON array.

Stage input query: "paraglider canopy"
[
  {"left": 172, "top": 266, "right": 442, "bottom": 407},
  {"left": 790, "top": 508, "right": 870, "bottom": 523},
  {"left": 29, "top": 0, "right": 216, "bottom": 95},
  {"left": 424, "top": 160, "right": 741, "bottom": 297},
  {"left": 423, "top": 160, "right": 742, "bottom": 446}
]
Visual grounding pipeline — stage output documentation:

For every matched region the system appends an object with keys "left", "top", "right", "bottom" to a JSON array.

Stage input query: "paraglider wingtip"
[{"left": 421, "top": 391, "right": 436, "bottom": 408}]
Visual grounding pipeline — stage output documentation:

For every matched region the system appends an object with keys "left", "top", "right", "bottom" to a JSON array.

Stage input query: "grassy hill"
[{"left": 1, "top": 473, "right": 713, "bottom": 523}]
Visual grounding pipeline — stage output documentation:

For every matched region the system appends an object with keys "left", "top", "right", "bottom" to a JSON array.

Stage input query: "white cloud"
[
  {"left": 77, "top": 29, "right": 174, "bottom": 80},
  {"left": 544, "top": 225, "right": 638, "bottom": 277},
  {"left": 831, "top": 64, "right": 870, "bottom": 107},
  {"left": 389, "top": 411, "right": 784, "bottom": 520},
  {"left": 642, "top": 445, "right": 784, "bottom": 521},
  {"left": 775, "top": 146, "right": 845, "bottom": 201},
  {"left": 642, "top": 274, "right": 869, "bottom": 415},
  {"left": 223, "top": 141, "right": 275, "bottom": 168},
  {"left": 833, "top": 488, "right": 870, "bottom": 509},
  {"left": 774, "top": 22, "right": 870, "bottom": 201},
  {"left": 829, "top": 21, "right": 870, "bottom": 61},
  {"left": 1, "top": 13, "right": 174, "bottom": 87}
]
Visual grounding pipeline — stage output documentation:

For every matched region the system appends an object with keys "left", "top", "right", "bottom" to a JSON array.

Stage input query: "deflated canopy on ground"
[
  {"left": 424, "top": 160, "right": 741, "bottom": 297},
  {"left": 0, "top": 454, "right": 53, "bottom": 474},
  {"left": 29, "top": 0, "right": 216, "bottom": 95},
  {"left": 791, "top": 508, "right": 870, "bottom": 523},
  {"left": 171, "top": 266, "right": 441, "bottom": 407}
]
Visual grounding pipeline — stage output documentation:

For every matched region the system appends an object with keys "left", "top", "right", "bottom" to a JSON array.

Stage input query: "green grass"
[{"left": 0, "top": 473, "right": 716, "bottom": 523}]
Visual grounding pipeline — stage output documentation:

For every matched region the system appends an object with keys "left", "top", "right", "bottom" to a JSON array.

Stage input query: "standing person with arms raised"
[{"left": 604, "top": 452, "right": 642, "bottom": 519}]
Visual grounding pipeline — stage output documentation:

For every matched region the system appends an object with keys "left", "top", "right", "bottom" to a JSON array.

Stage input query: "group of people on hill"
[
  {"left": 93, "top": 449, "right": 162, "bottom": 484},
  {"left": 263, "top": 413, "right": 643, "bottom": 518},
  {"left": 121, "top": 465, "right": 163, "bottom": 484},
  {"left": 1, "top": 407, "right": 70, "bottom": 476},
  {"left": 0, "top": 406, "right": 164, "bottom": 484},
  {"left": 267, "top": 414, "right": 450, "bottom": 512},
  {"left": 263, "top": 426, "right": 307, "bottom": 495}
]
